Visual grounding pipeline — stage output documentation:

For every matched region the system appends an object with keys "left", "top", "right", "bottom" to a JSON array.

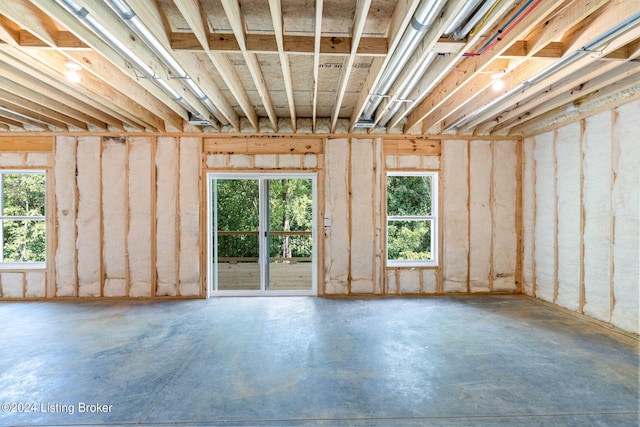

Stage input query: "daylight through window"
[
  {"left": 386, "top": 172, "right": 438, "bottom": 266},
  {"left": 0, "top": 170, "right": 46, "bottom": 267}
]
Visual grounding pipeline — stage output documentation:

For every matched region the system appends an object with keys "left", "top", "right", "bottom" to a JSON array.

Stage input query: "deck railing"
[{"left": 216, "top": 230, "right": 312, "bottom": 263}]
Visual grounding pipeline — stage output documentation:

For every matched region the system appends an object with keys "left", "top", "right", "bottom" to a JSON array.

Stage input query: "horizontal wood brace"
[
  {"left": 204, "top": 137, "right": 323, "bottom": 154},
  {"left": 0, "top": 136, "right": 53, "bottom": 151}
]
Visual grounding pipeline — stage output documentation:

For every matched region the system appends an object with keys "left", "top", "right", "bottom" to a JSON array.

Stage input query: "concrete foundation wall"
[{"left": 522, "top": 99, "right": 640, "bottom": 334}]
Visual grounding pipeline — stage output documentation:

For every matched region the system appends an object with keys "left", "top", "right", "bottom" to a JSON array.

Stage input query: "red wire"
[{"left": 482, "top": 0, "right": 542, "bottom": 54}]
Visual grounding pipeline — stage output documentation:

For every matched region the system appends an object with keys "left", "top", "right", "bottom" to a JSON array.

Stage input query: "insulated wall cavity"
[
  {"left": 582, "top": 112, "right": 612, "bottom": 322},
  {"left": 155, "top": 137, "right": 178, "bottom": 296},
  {"left": 349, "top": 139, "right": 376, "bottom": 294},
  {"left": 555, "top": 123, "right": 581, "bottom": 311},
  {"left": 468, "top": 141, "right": 492, "bottom": 292},
  {"left": 127, "top": 137, "right": 153, "bottom": 297},
  {"left": 76, "top": 137, "right": 101, "bottom": 297},
  {"left": 522, "top": 99, "right": 639, "bottom": 334},
  {"left": 178, "top": 138, "right": 202, "bottom": 297},
  {"left": 533, "top": 132, "right": 556, "bottom": 303},
  {"left": 101, "top": 137, "right": 128, "bottom": 297},
  {"left": 54, "top": 136, "right": 77, "bottom": 297},
  {"left": 48, "top": 135, "right": 204, "bottom": 299},
  {"left": 492, "top": 140, "right": 517, "bottom": 292},
  {"left": 442, "top": 140, "right": 469, "bottom": 293},
  {"left": 522, "top": 138, "right": 535, "bottom": 295},
  {"left": 323, "top": 139, "right": 350, "bottom": 294},
  {"left": 611, "top": 102, "right": 639, "bottom": 333}
]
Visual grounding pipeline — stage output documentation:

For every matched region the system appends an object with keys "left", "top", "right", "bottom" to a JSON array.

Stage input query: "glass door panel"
[
  {"left": 214, "top": 178, "right": 261, "bottom": 291},
  {"left": 267, "top": 178, "right": 313, "bottom": 291}
]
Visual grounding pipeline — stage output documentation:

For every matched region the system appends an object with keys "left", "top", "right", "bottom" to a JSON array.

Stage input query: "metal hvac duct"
[{"left": 355, "top": 0, "right": 448, "bottom": 127}]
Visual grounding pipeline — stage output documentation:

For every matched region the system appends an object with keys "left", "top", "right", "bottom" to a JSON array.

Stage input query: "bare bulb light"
[{"left": 65, "top": 62, "right": 82, "bottom": 83}]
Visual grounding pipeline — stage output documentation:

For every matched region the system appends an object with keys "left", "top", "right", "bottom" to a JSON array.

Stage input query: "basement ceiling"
[{"left": 0, "top": 0, "right": 638, "bottom": 135}]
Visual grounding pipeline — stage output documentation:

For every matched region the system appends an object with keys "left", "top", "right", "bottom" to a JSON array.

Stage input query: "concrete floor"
[{"left": 0, "top": 295, "right": 637, "bottom": 427}]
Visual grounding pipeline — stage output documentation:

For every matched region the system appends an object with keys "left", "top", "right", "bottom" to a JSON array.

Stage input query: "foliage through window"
[
  {"left": 386, "top": 172, "right": 437, "bottom": 266},
  {"left": 0, "top": 171, "right": 46, "bottom": 265}
]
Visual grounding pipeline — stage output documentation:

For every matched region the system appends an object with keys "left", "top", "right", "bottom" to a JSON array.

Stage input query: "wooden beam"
[
  {"left": 0, "top": 96, "right": 70, "bottom": 130},
  {"left": 454, "top": 11, "right": 640, "bottom": 132},
  {"left": 483, "top": 61, "right": 639, "bottom": 134},
  {"left": 330, "top": 0, "right": 372, "bottom": 132},
  {"left": 0, "top": 136, "right": 52, "bottom": 151},
  {"left": 0, "top": 67, "right": 105, "bottom": 130},
  {"left": 18, "top": 29, "right": 88, "bottom": 49},
  {"left": 0, "top": 108, "right": 48, "bottom": 130},
  {"left": 383, "top": 139, "right": 441, "bottom": 155},
  {"left": 405, "top": 0, "right": 610, "bottom": 132},
  {"left": 0, "top": 87, "right": 87, "bottom": 130},
  {"left": 269, "top": 0, "right": 296, "bottom": 131},
  {"left": 0, "top": 50, "right": 116, "bottom": 130},
  {"left": 171, "top": 32, "right": 387, "bottom": 56},
  {"left": 70, "top": 0, "right": 215, "bottom": 126},
  {"left": 220, "top": 0, "right": 278, "bottom": 131},
  {"left": 127, "top": 0, "right": 239, "bottom": 130},
  {"left": 312, "top": 0, "right": 323, "bottom": 131},
  {"left": 172, "top": 0, "right": 257, "bottom": 131},
  {"left": 203, "top": 137, "right": 323, "bottom": 154},
  {"left": 501, "top": 41, "right": 564, "bottom": 58},
  {"left": 28, "top": 0, "right": 190, "bottom": 129},
  {"left": 511, "top": 73, "right": 640, "bottom": 136}
]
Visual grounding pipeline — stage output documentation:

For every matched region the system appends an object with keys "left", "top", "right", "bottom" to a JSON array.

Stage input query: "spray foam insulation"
[
  {"left": 155, "top": 137, "right": 178, "bottom": 296},
  {"left": 469, "top": 140, "right": 492, "bottom": 292},
  {"left": 324, "top": 138, "right": 349, "bottom": 294},
  {"left": 128, "top": 137, "right": 153, "bottom": 297},
  {"left": 76, "top": 137, "right": 101, "bottom": 297},
  {"left": 442, "top": 140, "right": 469, "bottom": 292},
  {"left": 521, "top": 138, "right": 535, "bottom": 296},
  {"left": 350, "top": 139, "right": 376, "bottom": 293},
  {"left": 555, "top": 123, "right": 581, "bottom": 311},
  {"left": 582, "top": 111, "right": 613, "bottom": 322},
  {"left": 102, "top": 137, "right": 128, "bottom": 297},
  {"left": 54, "top": 136, "right": 77, "bottom": 297},
  {"left": 610, "top": 101, "right": 639, "bottom": 333},
  {"left": 178, "top": 137, "right": 201, "bottom": 297},
  {"left": 492, "top": 140, "right": 517, "bottom": 292},
  {"left": 533, "top": 131, "right": 556, "bottom": 303}
]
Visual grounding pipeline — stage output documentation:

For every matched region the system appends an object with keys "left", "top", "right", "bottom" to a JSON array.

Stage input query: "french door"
[{"left": 207, "top": 173, "right": 317, "bottom": 296}]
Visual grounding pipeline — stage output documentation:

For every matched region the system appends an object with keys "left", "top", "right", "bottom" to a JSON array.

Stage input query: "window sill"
[
  {"left": 0, "top": 262, "right": 46, "bottom": 270},
  {"left": 386, "top": 260, "right": 438, "bottom": 268}
]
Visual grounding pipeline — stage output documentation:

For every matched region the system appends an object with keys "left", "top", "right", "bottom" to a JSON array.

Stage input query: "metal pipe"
[
  {"left": 442, "top": 0, "right": 483, "bottom": 38},
  {"left": 105, "top": 0, "right": 229, "bottom": 125},
  {"left": 451, "top": 12, "right": 640, "bottom": 131},
  {"left": 377, "top": 53, "right": 436, "bottom": 127},
  {"left": 55, "top": 0, "right": 221, "bottom": 126},
  {"left": 454, "top": 0, "right": 500, "bottom": 40},
  {"left": 360, "top": 0, "right": 447, "bottom": 121}
]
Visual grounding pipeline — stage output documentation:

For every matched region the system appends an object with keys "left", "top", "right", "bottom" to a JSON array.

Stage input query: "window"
[
  {"left": 0, "top": 171, "right": 46, "bottom": 267},
  {"left": 386, "top": 172, "right": 438, "bottom": 266}
]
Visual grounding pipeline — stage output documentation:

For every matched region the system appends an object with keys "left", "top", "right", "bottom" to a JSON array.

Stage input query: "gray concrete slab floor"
[{"left": 0, "top": 295, "right": 637, "bottom": 426}]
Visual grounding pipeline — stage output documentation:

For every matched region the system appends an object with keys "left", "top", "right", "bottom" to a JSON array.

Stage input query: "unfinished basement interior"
[{"left": 0, "top": 0, "right": 638, "bottom": 425}]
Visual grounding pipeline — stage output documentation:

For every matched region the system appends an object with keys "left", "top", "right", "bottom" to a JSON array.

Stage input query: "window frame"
[
  {"left": 0, "top": 169, "right": 47, "bottom": 269},
  {"left": 386, "top": 171, "right": 438, "bottom": 267}
]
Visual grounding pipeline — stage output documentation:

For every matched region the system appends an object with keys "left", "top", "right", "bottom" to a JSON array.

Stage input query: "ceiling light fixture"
[
  {"left": 65, "top": 61, "right": 82, "bottom": 83},
  {"left": 491, "top": 72, "right": 505, "bottom": 90}
]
